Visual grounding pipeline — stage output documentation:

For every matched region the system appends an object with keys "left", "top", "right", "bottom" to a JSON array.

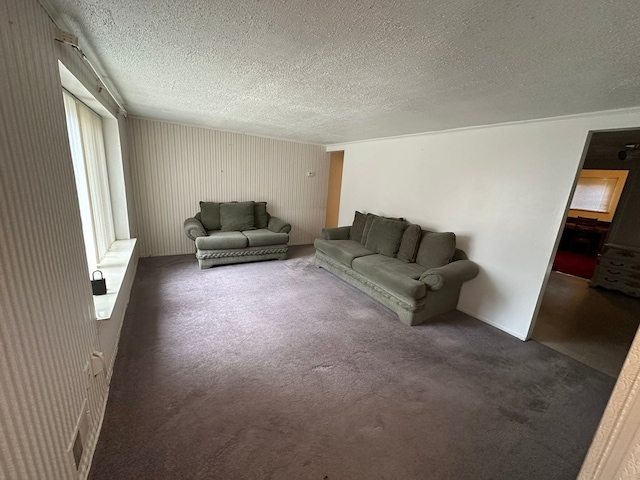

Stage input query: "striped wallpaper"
[
  {"left": 0, "top": 1, "right": 133, "bottom": 479},
  {"left": 128, "top": 117, "right": 330, "bottom": 257}
]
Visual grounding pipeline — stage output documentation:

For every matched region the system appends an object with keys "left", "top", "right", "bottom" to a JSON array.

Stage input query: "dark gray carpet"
[{"left": 89, "top": 246, "right": 614, "bottom": 480}]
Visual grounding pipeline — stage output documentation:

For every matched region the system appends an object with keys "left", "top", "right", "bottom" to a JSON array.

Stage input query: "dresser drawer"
[
  {"left": 603, "top": 245, "right": 640, "bottom": 261},
  {"left": 591, "top": 267, "right": 640, "bottom": 297},
  {"left": 594, "top": 265, "right": 640, "bottom": 282},
  {"left": 598, "top": 257, "right": 640, "bottom": 273}
]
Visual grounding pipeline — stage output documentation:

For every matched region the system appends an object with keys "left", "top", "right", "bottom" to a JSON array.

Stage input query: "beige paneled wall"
[
  {"left": 1, "top": 1, "right": 136, "bottom": 479},
  {"left": 1, "top": 0, "right": 98, "bottom": 478},
  {"left": 128, "top": 117, "right": 329, "bottom": 256}
]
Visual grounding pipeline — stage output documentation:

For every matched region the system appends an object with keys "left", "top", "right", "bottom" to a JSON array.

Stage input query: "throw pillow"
[
  {"left": 397, "top": 224, "right": 422, "bottom": 262},
  {"left": 350, "top": 211, "right": 366, "bottom": 242},
  {"left": 360, "top": 213, "right": 379, "bottom": 246},
  {"left": 199, "top": 201, "right": 221, "bottom": 230},
  {"left": 415, "top": 231, "right": 456, "bottom": 269},
  {"left": 220, "top": 201, "right": 256, "bottom": 231},
  {"left": 254, "top": 202, "right": 269, "bottom": 229},
  {"left": 364, "top": 217, "right": 408, "bottom": 257}
]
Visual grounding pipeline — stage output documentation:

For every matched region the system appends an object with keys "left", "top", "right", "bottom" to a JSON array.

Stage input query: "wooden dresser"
[{"left": 590, "top": 243, "right": 640, "bottom": 297}]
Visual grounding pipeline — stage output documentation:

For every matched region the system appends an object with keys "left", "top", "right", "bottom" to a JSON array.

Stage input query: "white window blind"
[
  {"left": 62, "top": 92, "right": 115, "bottom": 268},
  {"left": 570, "top": 177, "right": 618, "bottom": 213}
]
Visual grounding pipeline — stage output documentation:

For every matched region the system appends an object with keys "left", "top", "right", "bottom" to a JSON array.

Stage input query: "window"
[
  {"left": 569, "top": 169, "right": 629, "bottom": 222},
  {"left": 59, "top": 61, "right": 134, "bottom": 320},
  {"left": 63, "top": 91, "right": 116, "bottom": 271}
]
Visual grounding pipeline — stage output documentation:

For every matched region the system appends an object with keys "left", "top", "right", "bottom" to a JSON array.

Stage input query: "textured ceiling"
[{"left": 45, "top": 0, "right": 640, "bottom": 145}]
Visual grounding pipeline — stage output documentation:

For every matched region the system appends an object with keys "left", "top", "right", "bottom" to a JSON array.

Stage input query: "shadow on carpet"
[{"left": 89, "top": 251, "right": 614, "bottom": 480}]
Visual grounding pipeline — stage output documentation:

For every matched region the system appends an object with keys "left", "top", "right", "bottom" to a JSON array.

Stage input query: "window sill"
[{"left": 93, "top": 239, "right": 137, "bottom": 320}]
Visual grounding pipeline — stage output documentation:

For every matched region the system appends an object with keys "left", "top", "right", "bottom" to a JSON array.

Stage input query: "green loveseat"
[
  {"left": 314, "top": 212, "right": 479, "bottom": 326},
  {"left": 184, "top": 201, "right": 291, "bottom": 269}
]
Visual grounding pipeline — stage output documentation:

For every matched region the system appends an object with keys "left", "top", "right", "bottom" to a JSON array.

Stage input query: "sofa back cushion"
[
  {"left": 254, "top": 201, "right": 269, "bottom": 229},
  {"left": 200, "top": 201, "right": 221, "bottom": 230},
  {"left": 360, "top": 213, "right": 378, "bottom": 245},
  {"left": 397, "top": 224, "right": 422, "bottom": 262},
  {"left": 220, "top": 201, "right": 256, "bottom": 231},
  {"left": 350, "top": 211, "right": 367, "bottom": 242},
  {"left": 415, "top": 231, "right": 456, "bottom": 269},
  {"left": 364, "top": 217, "right": 408, "bottom": 257}
]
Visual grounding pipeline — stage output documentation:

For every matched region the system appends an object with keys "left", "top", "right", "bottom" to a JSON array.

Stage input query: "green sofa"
[
  {"left": 314, "top": 212, "right": 479, "bottom": 326},
  {"left": 184, "top": 201, "right": 291, "bottom": 269}
]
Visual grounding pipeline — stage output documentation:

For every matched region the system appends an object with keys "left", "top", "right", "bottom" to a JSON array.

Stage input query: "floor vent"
[{"left": 69, "top": 399, "right": 90, "bottom": 471}]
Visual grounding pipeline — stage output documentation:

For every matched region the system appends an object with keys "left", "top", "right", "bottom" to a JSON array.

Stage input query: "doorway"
[
  {"left": 531, "top": 129, "right": 640, "bottom": 378},
  {"left": 325, "top": 150, "right": 344, "bottom": 228}
]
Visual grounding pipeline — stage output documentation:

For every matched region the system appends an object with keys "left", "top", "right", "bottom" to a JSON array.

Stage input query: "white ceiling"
[{"left": 44, "top": 0, "right": 640, "bottom": 145}]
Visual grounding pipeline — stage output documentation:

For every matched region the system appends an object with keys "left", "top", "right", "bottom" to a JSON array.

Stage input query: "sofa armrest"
[
  {"left": 321, "top": 226, "right": 351, "bottom": 240},
  {"left": 268, "top": 216, "right": 291, "bottom": 234},
  {"left": 184, "top": 217, "right": 207, "bottom": 241},
  {"left": 419, "top": 260, "right": 479, "bottom": 291}
]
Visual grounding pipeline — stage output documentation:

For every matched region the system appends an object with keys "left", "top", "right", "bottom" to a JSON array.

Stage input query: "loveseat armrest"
[
  {"left": 184, "top": 217, "right": 207, "bottom": 241},
  {"left": 321, "top": 226, "right": 351, "bottom": 240},
  {"left": 268, "top": 216, "right": 291, "bottom": 234},
  {"left": 419, "top": 260, "right": 479, "bottom": 291}
]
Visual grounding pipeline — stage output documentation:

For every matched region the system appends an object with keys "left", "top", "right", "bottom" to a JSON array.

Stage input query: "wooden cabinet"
[{"left": 590, "top": 243, "right": 640, "bottom": 297}]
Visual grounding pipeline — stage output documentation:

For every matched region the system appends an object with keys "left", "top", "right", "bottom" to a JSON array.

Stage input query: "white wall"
[
  {"left": 330, "top": 109, "right": 640, "bottom": 340},
  {"left": 128, "top": 117, "right": 329, "bottom": 256},
  {"left": 0, "top": 1, "right": 136, "bottom": 478}
]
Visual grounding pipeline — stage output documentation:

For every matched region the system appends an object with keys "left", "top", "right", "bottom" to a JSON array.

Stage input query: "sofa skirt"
[{"left": 196, "top": 244, "right": 288, "bottom": 269}]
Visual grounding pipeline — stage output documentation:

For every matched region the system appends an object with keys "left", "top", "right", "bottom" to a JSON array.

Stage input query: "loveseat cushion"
[
  {"left": 220, "top": 201, "right": 256, "bottom": 231},
  {"left": 364, "top": 217, "right": 407, "bottom": 257},
  {"left": 314, "top": 239, "right": 375, "bottom": 267},
  {"left": 415, "top": 231, "right": 456, "bottom": 269},
  {"left": 243, "top": 229, "right": 288, "bottom": 247},
  {"left": 350, "top": 211, "right": 367, "bottom": 242},
  {"left": 397, "top": 224, "right": 422, "bottom": 262},
  {"left": 254, "top": 202, "right": 269, "bottom": 229},
  {"left": 200, "top": 201, "right": 221, "bottom": 230},
  {"left": 352, "top": 254, "right": 427, "bottom": 300},
  {"left": 196, "top": 231, "right": 249, "bottom": 250}
]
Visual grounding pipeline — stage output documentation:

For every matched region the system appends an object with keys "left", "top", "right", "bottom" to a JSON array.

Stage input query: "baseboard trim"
[
  {"left": 79, "top": 383, "right": 110, "bottom": 480},
  {"left": 457, "top": 306, "right": 527, "bottom": 341}
]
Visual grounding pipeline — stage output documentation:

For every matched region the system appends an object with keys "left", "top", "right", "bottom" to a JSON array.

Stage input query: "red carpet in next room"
[{"left": 553, "top": 249, "right": 597, "bottom": 279}]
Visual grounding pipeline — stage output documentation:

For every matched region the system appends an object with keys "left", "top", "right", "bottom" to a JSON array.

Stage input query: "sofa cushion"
[
  {"left": 314, "top": 239, "right": 375, "bottom": 267},
  {"left": 352, "top": 254, "right": 427, "bottom": 300},
  {"left": 360, "top": 213, "right": 378, "bottom": 245},
  {"left": 364, "top": 217, "right": 407, "bottom": 257},
  {"left": 415, "top": 231, "right": 456, "bottom": 269},
  {"left": 199, "top": 201, "right": 221, "bottom": 230},
  {"left": 353, "top": 254, "right": 427, "bottom": 279},
  {"left": 254, "top": 202, "right": 269, "bottom": 229},
  {"left": 350, "top": 211, "right": 367, "bottom": 242},
  {"left": 220, "top": 201, "right": 256, "bottom": 231},
  {"left": 196, "top": 231, "right": 248, "bottom": 250},
  {"left": 243, "top": 229, "right": 288, "bottom": 247},
  {"left": 360, "top": 213, "right": 407, "bottom": 245},
  {"left": 397, "top": 224, "right": 422, "bottom": 262}
]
